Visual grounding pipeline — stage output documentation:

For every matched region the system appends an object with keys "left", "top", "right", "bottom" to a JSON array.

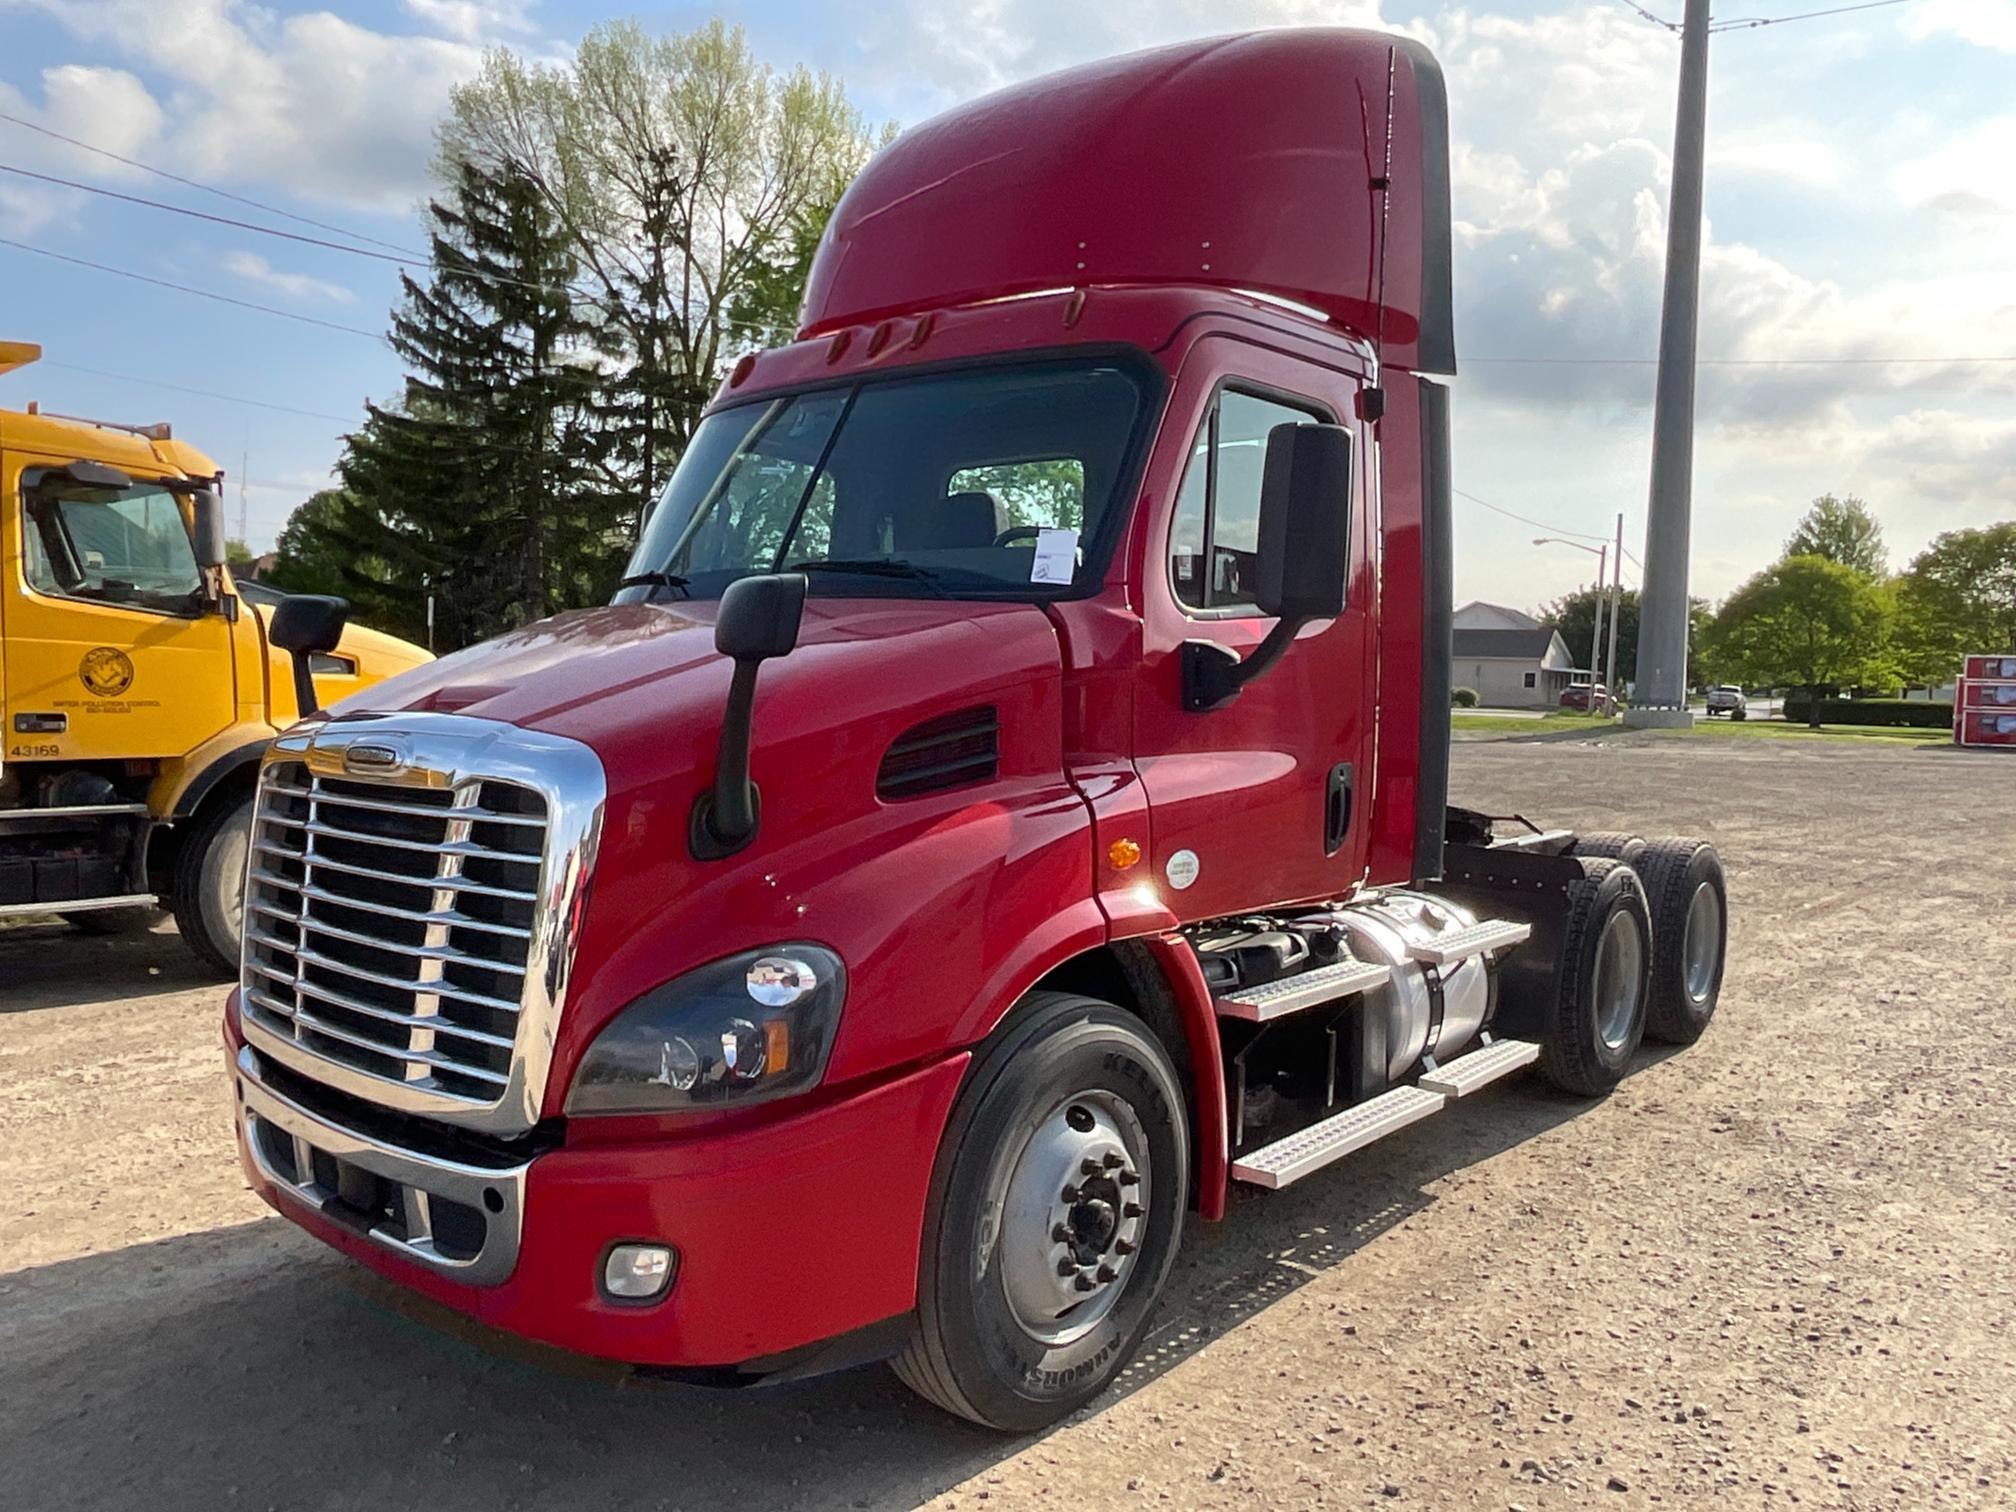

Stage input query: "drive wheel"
[
  {"left": 1635, "top": 838, "right": 1727, "bottom": 1045},
  {"left": 894, "top": 992, "right": 1188, "bottom": 1431},
  {"left": 1569, "top": 831, "right": 1645, "bottom": 865},
  {"left": 171, "top": 790, "right": 253, "bottom": 976},
  {"left": 1536, "top": 858, "right": 1652, "bottom": 1097}
]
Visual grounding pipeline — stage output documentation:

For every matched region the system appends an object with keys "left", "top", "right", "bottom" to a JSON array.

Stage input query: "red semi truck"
[{"left": 224, "top": 29, "right": 1729, "bottom": 1430}]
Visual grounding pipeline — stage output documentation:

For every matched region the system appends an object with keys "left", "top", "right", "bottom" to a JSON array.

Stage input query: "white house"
[
  {"left": 1452, "top": 609, "right": 1577, "bottom": 708},
  {"left": 1453, "top": 601, "right": 1542, "bottom": 632}
]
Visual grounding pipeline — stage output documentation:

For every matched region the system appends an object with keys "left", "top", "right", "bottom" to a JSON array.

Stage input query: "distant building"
[
  {"left": 1453, "top": 600, "right": 1541, "bottom": 632},
  {"left": 1453, "top": 624, "right": 1576, "bottom": 709}
]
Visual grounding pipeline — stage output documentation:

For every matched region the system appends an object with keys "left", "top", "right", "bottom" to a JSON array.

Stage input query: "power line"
[
  {"left": 0, "top": 107, "right": 423, "bottom": 257},
  {"left": 1709, "top": 0, "right": 1917, "bottom": 32},
  {"left": 1454, "top": 487, "right": 1613, "bottom": 543},
  {"left": 0, "top": 236, "right": 388, "bottom": 341},
  {"left": 37, "top": 361, "right": 355, "bottom": 424},
  {"left": 1466, "top": 353, "right": 2016, "bottom": 366},
  {"left": 1603, "top": 0, "right": 1681, "bottom": 30}
]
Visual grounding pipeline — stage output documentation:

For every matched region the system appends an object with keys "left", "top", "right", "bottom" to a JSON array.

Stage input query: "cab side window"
[{"left": 1169, "top": 388, "right": 1329, "bottom": 612}]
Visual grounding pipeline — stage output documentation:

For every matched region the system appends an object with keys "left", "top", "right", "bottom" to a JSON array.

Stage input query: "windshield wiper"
[
  {"left": 789, "top": 558, "right": 944, "bottom": 595},
  {"left": 617, "top": 570, "right": 690, "bottom": 599}
]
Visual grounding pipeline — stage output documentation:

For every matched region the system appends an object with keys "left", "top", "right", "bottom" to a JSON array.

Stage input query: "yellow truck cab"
[{"left": 0, "top": 341, "right": 430, "bottom": 970}]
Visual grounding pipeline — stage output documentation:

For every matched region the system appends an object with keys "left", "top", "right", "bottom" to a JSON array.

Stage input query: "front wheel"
[
  {"left": 894, "top": 992, "right": 1189, "bottom": 1431},
  {"left": 170, "top": 790, "right": 253, "bottom": 976}
]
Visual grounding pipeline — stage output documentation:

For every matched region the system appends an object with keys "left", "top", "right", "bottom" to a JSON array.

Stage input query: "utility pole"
[
  {"left": 1626, "top": 0, "right": 1711, "bottom": 728},
  {"left": 1589, "top": 545, "right": 1609, "bottom": 687},
  {"left": 1606, "top": 512, "right": 1625, "bottom": 697}
]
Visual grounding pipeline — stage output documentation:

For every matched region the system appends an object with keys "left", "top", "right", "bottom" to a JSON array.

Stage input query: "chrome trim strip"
[
  {"left": 236, "top": 1046, "right": 527, "bottom": 1287},
  {"left": 239, "top": 711, "right": 607, "bottom": 1137}
]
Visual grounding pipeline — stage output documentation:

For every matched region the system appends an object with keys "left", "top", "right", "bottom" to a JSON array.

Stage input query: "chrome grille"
[{"left": 243, "top": 759, "right": 550, "bottom": 1106}]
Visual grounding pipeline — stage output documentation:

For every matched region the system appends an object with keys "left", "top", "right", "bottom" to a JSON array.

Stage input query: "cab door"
[
  {"left": 4, "top": 456, "right": 237, "bottom": 765},
  {"left": 1130, "top": 337, "right": 1377, "bottom": 921}
]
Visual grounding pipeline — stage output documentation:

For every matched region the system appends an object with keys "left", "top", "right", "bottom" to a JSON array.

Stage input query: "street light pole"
[
  {"left": 1605, "top": 512, "right": 1625, "bottom": 697},
  {"left": 1627, "top": 0, "right": 1712, "bottom": 728},
  {"left": 1534, "top": 536, "right": 1609, "bottom": 690}
]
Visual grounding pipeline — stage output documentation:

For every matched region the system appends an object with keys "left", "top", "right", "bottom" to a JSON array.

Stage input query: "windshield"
[
  {"left": 23, "top": 474, "right": 204, "bottom": 616},
  {"left": 618, "top": 357, "right": 1154, "bottom": 601}
]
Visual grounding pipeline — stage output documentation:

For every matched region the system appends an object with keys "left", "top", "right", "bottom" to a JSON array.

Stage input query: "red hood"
[{"left": 345, "top": 597, "right": 1060, "bottom": 799}]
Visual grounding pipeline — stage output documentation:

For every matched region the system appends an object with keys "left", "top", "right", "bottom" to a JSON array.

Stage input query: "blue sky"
[{"left": 1, "top": 0, "right": 2011, "bottom": 611}]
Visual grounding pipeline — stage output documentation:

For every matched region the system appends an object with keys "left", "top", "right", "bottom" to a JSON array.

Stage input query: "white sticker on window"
[{"left": 1029, "top": 527, "right": 1080, "bottom": 585}]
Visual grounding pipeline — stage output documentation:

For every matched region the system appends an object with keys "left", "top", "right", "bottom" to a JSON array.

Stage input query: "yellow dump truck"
[{"left": 0, "top": 341, "right": 430, "bottom": 971}]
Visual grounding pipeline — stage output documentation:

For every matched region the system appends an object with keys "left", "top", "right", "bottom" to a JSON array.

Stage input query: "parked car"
[
  {"left": 1561, "top": 682, "right": 1614, "bottom": 713},
  {"left": 1705, "top": 684, "right": 1748, "bottom": 720}
]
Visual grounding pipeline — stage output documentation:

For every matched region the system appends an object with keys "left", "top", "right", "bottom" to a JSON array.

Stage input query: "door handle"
[{"left": 1325, "top": 761, "right": 1353, "bottom": 855}]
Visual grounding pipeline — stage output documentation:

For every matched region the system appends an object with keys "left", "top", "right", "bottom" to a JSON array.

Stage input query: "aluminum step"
[
  {"left": 1216, "top": 955, "right": 1393, "bottom": 1023},
  {"left": 0, "top": 892, "right": 158, "bottom": 920},
  {"left": 1230, "top": 1085, "right": 1447, "bottom": 1190},
  {"left": 1407, "top": 917, "right": 1530, "bottom": 967},
  {"left": 1417, "top": 1037, "right": 1541, "bottom": 1097}
]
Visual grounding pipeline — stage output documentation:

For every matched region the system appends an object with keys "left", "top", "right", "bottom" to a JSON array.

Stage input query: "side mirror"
[
  {"left": 1183, "top": 423, "right": 1352, "bottom": 710},
  {"left": 269, "top": 593, "right": 351, "bottom": 718},
  {"left": 691, "top": 573, "right": 808, "bottom": 860},
  {"left": 192, "top": 487, "right": 229, "bottom": 571}
]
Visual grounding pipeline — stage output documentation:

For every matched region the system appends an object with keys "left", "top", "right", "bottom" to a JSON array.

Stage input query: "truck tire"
[
  {"left": 894, "top": 991, "right": 1188, "bottom": 1431},
  {"left": 1568, "top": 831, "right": 1645, "bottom": 865},
  {"left": 1732, "top": 708, "right": 1747, "bottom": 721},
  {"left": 1635, "top": 838, "right": 1727, "bottom": 1046},
  {"left": 1536, "top": 858, "right": 1652, "bottom": 1097},
  {"left": 171, "top": 790, "right": 253, "bottom": 977}
]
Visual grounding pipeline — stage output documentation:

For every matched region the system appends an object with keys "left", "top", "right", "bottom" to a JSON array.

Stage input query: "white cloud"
[
  {"left": 0, "top": 63, "right": 166, "bottom": 231},
  {"left": 1905, "top": 0, "right": 2016, "bottom": 53},
  {"left": 221, "top": 250, "right": 355, "bottom": 305},
  {"left": 12, "top": 1, "right": 492, "bottom": 213},
  {"left": 402, "top": 0, "right": 536, "bottom": 45}
]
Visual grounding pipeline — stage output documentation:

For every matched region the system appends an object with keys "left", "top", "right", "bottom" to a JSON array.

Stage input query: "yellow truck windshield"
[{"left": 24, "top": 474, "right": 204, "bottom": 616}]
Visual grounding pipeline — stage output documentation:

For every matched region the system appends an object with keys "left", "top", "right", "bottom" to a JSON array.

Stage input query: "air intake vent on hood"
[{"left": 878, "top": 706, "right": 1000, "bottom": 801}]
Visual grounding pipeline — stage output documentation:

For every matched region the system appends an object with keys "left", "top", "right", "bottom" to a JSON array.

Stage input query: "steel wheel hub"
[
  {"left": 1683, "top": 880, "right": 1722, "bottom": 1004},
  {"left": 1594, "top": 909, "right": 1646, "bottom": 1050},
  {"left": 996, "top": 1092, "right": 1150, "bottom": 1346}
]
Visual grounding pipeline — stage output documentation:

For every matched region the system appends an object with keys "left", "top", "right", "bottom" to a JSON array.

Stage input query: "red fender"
[{"left": 1141, "top": 932, "right": 1229, "bottom": 1220}]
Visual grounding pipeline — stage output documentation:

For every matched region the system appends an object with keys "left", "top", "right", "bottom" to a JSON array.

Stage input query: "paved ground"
[{"left": 3, "top": 736, "right": 2013, "bottom": 1510}]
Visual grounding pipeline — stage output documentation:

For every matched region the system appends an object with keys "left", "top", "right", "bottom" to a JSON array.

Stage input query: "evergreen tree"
[{"left": 285, "top": 160, "right": 622, "bottom": 650}]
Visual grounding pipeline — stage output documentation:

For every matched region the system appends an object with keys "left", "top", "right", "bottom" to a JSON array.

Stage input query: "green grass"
[
  {"left": 1452, "top": 711, "right": 1617, "bottom": 736},
  {"left": 1452, "top": 709, "right": 1945, "bottom": 746}
]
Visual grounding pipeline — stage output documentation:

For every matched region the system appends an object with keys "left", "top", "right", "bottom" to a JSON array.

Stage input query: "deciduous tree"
[
  {"left": 1784, "top": 493, "right": 1886, "bottom": 578},
  {"left": 1700, "top": 555, "right": 1895, "bottom": 725}
]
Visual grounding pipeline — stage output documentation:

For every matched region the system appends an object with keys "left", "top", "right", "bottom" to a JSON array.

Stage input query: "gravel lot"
[{"left": 3, "top": 735, "right": 2012, "bottom": 1510}]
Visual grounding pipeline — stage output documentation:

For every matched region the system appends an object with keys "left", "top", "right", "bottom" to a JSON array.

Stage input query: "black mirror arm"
[
  {"left": 1182, "top": 615, "right": 1309, "bottom": 712},
  {"left": 691, "top": 658, "right": 763, "bottom": 858},
  {"left": 291, "top": 657, "right": 321, "bottom": 719}
]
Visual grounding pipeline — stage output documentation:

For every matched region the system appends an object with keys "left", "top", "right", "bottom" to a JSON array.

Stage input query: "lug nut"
[
  {"left": 1056, "top": 1257, "right": 1077, "bottom": 1277},
  {"left": 1096, "top": 1264, "right": 1119, "bottom": 1283},
  {"left": 1081, "top": 1157, "right": 1103, "bottom": 1177},
  {"left": 1102, "top": 1152, "right": 1123, "bottom": 1169},
  {"left": 1115, "top": 1238, "right": 1136, "bottom": 1255},
  {"left": 1061, "top": 1184, "right": 1081, "bottom": 1203},
  {"left": 1052, "top": 1223, "right": 1073, "bottom": 1243},
  {"left": 1123, "top": 1202, "right": 1143, "bottom": 1218},
  {"left": 1117, "top": 1170, "right": 1139, "bottom": 1186},
  {"left": 1073, "top": 1274, "right": 1096, "bottom": 1293}
]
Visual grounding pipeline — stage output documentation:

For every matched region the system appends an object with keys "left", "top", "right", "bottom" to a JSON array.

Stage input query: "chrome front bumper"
[{"left": 235, "top": 1046, "right": 529, "bottom": 1288}]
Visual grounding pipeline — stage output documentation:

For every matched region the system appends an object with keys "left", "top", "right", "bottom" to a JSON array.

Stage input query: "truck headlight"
[{"left": 565, "top": 945, "right": 845, "bottom": 1115}]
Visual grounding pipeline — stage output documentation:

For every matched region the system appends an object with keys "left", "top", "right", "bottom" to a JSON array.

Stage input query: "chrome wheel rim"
[
  {"left": 1594, "top": 910, "right": 1646, "bottom": 1050},
  {"left": 1683, "top": 881, "right": 1723, "bottom": 1005},
  {"left": 996, "top": 1090, "right": 1150, "bottom": 1347}
]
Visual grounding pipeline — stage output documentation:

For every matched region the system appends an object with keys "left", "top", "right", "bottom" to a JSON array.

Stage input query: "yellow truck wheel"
[{"left": 170, "top": 791, "right": 252, "bottom": 976}]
